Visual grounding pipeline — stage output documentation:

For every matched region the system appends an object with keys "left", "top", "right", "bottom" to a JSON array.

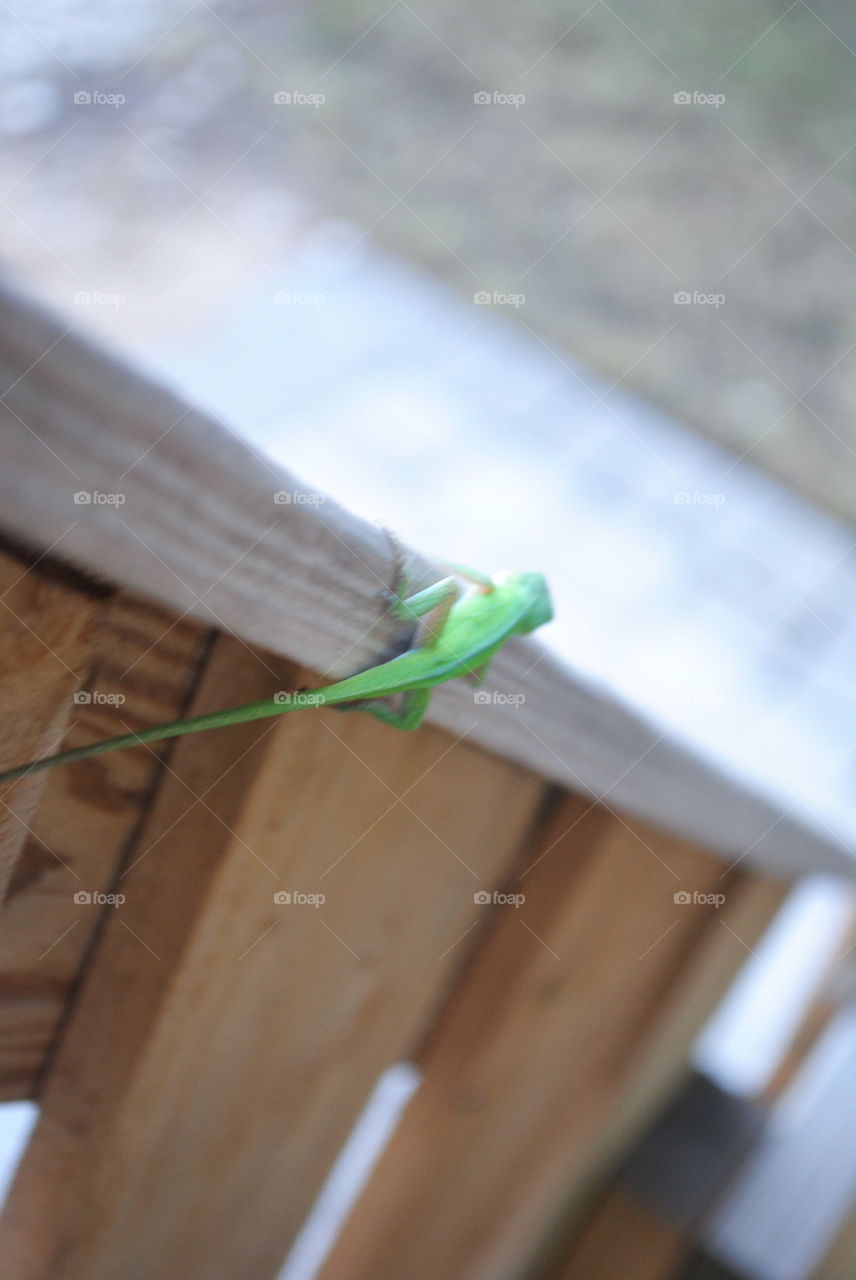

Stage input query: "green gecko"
[{"left": 0, "top": 565, "right": 553, "bottom": 784}]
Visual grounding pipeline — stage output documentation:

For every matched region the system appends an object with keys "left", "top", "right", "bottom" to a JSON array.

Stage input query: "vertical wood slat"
[
  {"left": 0, "top": 630, "right": 296, "bottom": 1280},
  {"left": 0, "top": 629, "right": 546, "bottom": 1280},
  {"left": 0, "top": 592, "right": 210, "bottom": 1099},
  {"left": 545, "top": 1074, "right": 769, "bottom": 1280},
  {"left": 563, "top": 871, "right": 787, "bottom": 1219},
  {"left": 319, "top": 800, "right": 786, "bottom": 1280},
  {"left": 0, "top": 549, "right": 102, "bottom": 905}
]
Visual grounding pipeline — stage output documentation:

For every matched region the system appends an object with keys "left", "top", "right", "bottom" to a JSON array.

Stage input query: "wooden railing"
[{"left": 0, "top": 282, "right": 844, "bottom": 1279}]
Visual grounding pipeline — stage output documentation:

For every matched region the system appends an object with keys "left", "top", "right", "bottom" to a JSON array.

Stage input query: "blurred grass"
[
  {"left": 4, "top": 0, "right": 856, "bottom": 523},
  {"left": 277, "top": 0, "right": 856, "bottom": 523}
]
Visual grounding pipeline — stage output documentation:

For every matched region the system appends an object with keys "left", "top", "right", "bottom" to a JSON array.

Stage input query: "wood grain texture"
[
  {"left": 0, "top": 282, "right": 851, "bottom": 879},
  {"left": 0, "top": 548, "right": 100, "bottom": 906},
  {"left": 0, "top": 631, "right": 544, "bottom": 1280},
  {"left": 318, "top": 799, "right": 781, "bottom": 1280},
  {"left": 0, "top": 592, "right": 210, "bottom": 1100},
  {"left": 0, "top": 631, "right": 299, "bottom": 1280}
]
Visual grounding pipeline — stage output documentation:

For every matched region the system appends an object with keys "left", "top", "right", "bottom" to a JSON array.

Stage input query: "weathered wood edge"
[{"left": 0, "top": 280, "right": 852, "bottom": 879}]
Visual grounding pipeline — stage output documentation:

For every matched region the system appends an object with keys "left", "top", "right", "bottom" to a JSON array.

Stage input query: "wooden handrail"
[{"left": 0, "top": 282, "right": 853, "bottom": 878}]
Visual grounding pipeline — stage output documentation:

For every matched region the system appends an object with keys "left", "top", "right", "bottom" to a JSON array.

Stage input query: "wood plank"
[
  {"left": 0, "top": 592, "right": 210, "bottom": 1099},
  {"left": 0, "top": 548, "right": 101, "bottom": 905},
  {"left": 566, "top": 872, "right": 787, "bottom": 1212},
  {"left": 0, "top": 282, "right": 433, "bottom": 678},
  {"left": 0, "top": 629, "right": 297, "bottom": 1279},
  {"left": 548, "top": 1188, "right": 689, "bottom": 1280},
  {"left": 0, "top": 633, "right": 545, "bottom": 1280},
  {"left": 0, "top": 282, "right": 852, "bottom": 879},
  {"left": 318, "top": 801, "right": 782, "bottom": 1280},
  {"left": 546, "top": 1074, "right": 768, "bottom": 1280}
]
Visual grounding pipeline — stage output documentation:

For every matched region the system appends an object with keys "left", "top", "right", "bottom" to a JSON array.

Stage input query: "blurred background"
[{"left": 1, "top": 3, "right": 856, "bottom": 1278}]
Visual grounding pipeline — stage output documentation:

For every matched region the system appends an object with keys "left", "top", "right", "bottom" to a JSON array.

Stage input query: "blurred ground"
[{"left": 1, "top": 1, "right": 856, "bottom": 520}]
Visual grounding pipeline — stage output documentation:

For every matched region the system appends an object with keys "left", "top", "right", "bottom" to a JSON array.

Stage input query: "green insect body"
[{"left": 0, "top": 568, "right": 553, "bottom": 783}]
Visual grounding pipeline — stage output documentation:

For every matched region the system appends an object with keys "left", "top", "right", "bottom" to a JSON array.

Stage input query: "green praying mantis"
[{"left": 0, "top": 563, "right": 553, "bottom": 784}]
